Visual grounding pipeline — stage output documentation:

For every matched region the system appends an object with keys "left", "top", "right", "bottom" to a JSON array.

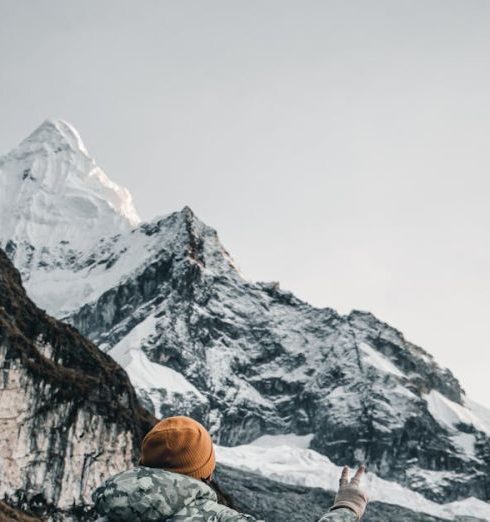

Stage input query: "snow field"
[{"left": 216, "top": 435, "right": 490, "bottom": 520}]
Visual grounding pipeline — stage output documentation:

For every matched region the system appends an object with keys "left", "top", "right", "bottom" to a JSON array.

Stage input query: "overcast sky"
[{"left": 1, "top": 1, "right": 489, "bottom": 407}]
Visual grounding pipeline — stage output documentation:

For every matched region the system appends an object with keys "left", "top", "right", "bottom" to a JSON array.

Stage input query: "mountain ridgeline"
[
  {"left": 1, "top": 120, "right": 489, "bottom": 520},
  {"left": 62, "top": 209, "right": 489, "bottom": 504},
  {"left": 0, "top": 247, "right": 464, "bottom": 522}
]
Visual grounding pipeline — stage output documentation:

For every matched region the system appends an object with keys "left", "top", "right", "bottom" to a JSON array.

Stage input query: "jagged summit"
[
  {"left": 0, "top": 119, "right": 140, "bottom": 277},
  {"left": 21, "top": 206, "right": 243, "bottom": 317}
]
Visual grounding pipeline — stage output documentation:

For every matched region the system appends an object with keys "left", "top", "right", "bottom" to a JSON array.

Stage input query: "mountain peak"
[
  {"left": 16, "top": 118, "right": 89, "bottom": 157},
  {"left": 0, "top": 119, "right": 140, "bottom": 274},
  {"left": 181, "top": 205, "right": 195, "bottom": 217}
]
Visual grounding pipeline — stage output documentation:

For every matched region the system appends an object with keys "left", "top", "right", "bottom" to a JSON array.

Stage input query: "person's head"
[{"left": 140, "top": 416, "right": 216, "bottom": 480}]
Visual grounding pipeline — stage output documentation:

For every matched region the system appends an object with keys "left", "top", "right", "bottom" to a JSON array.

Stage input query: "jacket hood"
[{"left": 92, "top": 466, "right": 217, "bottom": 521}]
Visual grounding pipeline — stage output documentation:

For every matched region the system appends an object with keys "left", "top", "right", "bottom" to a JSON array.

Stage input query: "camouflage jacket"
[
  {"left": 320, "top": 508, "right": 357, "bottom": 522},
  {"left": 92, "top": 466, "right": 358, "bottom": 521}
]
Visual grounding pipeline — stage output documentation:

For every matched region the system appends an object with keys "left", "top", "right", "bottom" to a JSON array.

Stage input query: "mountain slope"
[
  {"left": 55, "top": 208, "right": 490, "bottom": 505},
  {"left": 1, "top": 121, "right": 489, "bottom": 516},
  {"left": 0, "top": 248, "right": 154, "bottom": 519},
  {"left": 1, "top": 246, "right": 474, "bottom": 522}
]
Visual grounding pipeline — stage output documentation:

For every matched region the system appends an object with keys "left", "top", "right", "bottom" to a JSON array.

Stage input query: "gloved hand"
[{"left": 330, "top": 465, "right": 368, "bottom": 520}]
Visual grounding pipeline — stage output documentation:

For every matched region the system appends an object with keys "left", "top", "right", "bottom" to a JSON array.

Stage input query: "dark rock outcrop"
[{"left": 0, "top": 249, "right": 155, "bottom": 520}]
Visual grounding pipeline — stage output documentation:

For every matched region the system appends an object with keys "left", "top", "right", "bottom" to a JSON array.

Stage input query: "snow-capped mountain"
[
  {"left": 1, "top": 120, "right": 489, "bottom": 519},
  {"left": 0, "top": 119, "right": 139, "bottom": 280},
  {"left": 61, "top": 210, "right": 490, "bottom": 505}
]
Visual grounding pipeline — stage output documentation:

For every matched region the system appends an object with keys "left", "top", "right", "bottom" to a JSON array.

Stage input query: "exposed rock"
[
  {"left": 0, "top": 249, "right": 155, "bottom": 519},
  {"left": 2, "top": 121, "right": 490, "bottom": 514},
  {"left": 56, "top": 209, "right": 490, "bottom": 504},
  {"left": 0, "top": 500, "right": 41, "bottom": 521}
]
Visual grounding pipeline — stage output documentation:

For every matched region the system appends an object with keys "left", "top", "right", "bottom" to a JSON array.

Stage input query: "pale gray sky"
[{"left": 1, "top": 1, "right": 489, "bottom": 407}]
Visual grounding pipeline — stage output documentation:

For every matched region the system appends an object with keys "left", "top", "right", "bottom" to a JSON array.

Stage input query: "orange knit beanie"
[{"left": 140, "top": 416, "right": 216, "bottom": 479}]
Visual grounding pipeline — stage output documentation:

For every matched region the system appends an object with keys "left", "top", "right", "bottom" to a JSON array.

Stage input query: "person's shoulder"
[
  {"left": 95, "top": 465, "right": 213, "bottom": 489},
  {"left": 93, "top": 466, "right": 218, "bottom": 520}
]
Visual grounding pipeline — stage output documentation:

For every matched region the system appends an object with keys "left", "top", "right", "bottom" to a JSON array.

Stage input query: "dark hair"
[{"left": 202, "top": 478, "right": 236, "bottom": 509}]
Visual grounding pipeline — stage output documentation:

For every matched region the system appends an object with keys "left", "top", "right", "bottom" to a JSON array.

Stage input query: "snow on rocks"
[
  {"left": 423, "top": 390, "right": 490, "bottom": 463},
  {"left": 2, "top": 121, "right": 490, "bottom": 511},
  {"left": 358, "top": 342, "right": 405, "bottom": 378},
  {"left": 425, "top": 390, "right": 490, "bottom": 436},
  {"left": 216, "top": 435, "right": 490, "bottom": 521},
  {"left": 108, "top": 314, "right": 205, "bottom": 416}
]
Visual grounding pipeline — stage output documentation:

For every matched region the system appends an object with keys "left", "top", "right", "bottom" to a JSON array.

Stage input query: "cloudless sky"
[{"left": 1, "top": 1, "right": 489, "bottom": 407}]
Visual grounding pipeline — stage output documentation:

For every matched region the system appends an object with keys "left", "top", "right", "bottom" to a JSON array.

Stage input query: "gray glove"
[{"left": 330, "top": 465, "right": 368, "bottom": 520}]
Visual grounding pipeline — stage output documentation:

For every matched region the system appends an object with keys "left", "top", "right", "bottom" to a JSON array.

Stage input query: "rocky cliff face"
[
  {"left": 57, "top": 208, "right": 490, "bottom": 505},
  {"left": 0, "top": 249, "right": 154, "bottom": 520},
  {"left": 1, "top": 247, "right": 472, "bottom": 522},
  {"left": 1, "top": 120, "right": 490, "bottom": 518}
]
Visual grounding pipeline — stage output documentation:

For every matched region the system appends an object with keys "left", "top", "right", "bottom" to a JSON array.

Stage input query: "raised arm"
[{"left": 318, "top": 465, "right": 368, "bottom": 521}]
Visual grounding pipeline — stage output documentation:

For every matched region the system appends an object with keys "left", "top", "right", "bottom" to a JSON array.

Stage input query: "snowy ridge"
[
  {"left": 216, "top": 436, "right": 490, "bottom": 521},
  {"left": 19, "top": 207, "right": 239, "bottom": 317},
  {"left": 19, "top": 118, "right": 90, "bottom": 155}
]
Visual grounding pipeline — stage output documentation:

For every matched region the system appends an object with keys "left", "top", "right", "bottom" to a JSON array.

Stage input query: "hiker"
[{"left": 93, "top": 416, "right": 368, "bottom": 521}]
